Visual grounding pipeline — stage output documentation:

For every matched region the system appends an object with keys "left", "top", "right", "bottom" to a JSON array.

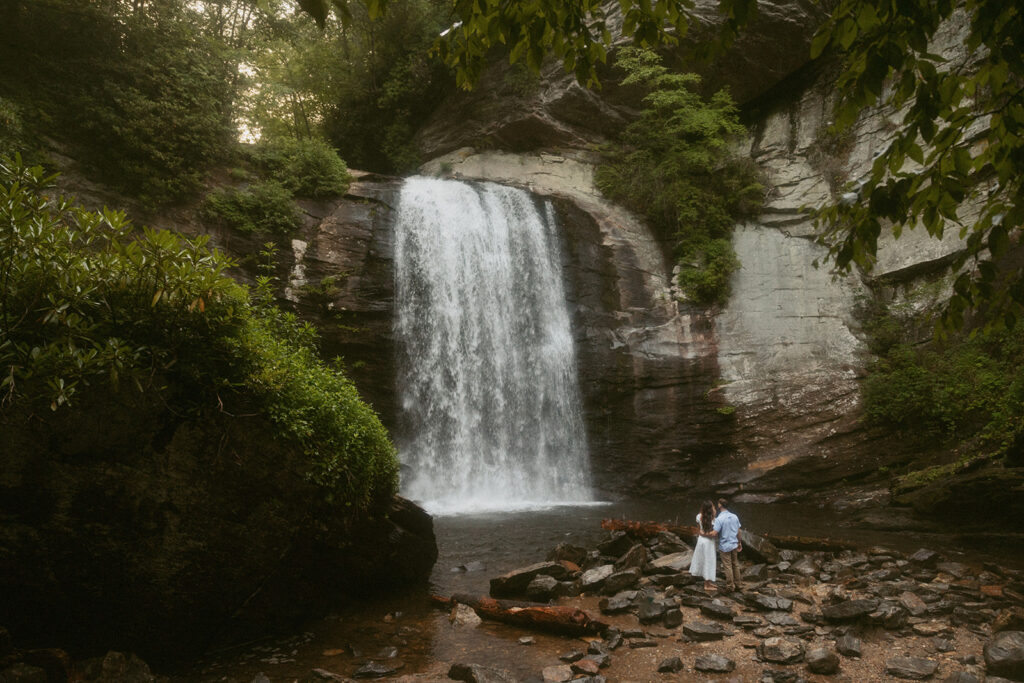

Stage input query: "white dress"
[{"left": 688, "top": 513, "right": 717, "bottom": 581}]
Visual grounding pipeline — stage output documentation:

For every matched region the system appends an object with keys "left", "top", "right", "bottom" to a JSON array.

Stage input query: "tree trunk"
[{"left": 430, "top": 594, "right": 608, "bottom": 636}]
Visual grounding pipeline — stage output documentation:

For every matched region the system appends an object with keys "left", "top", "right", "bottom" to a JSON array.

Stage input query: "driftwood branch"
[{"left": 430, "top": 593, "right": 608, "bottom": 636}]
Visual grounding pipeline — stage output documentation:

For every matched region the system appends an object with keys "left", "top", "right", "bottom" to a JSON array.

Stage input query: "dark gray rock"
[
  {"left": 559, "top": 651, "right": 584, "bottom": 663},
  {"left": 646, "top": 551, "right": 693, "bottom": 574},
  {"left": 884, "top": 657, "right": 939, "bottom": 680},
  {"left": 683, "top": 621, "right": 728, "bottom": 641},
  {"left": 694, "top": 654, "right": 735, "bottom": 673},
  {"left": 984, "top": 631, "right": 1024, "bottom": 680},
  {"left": 597, "top": 532, "right": 634, "bottom": 558},
  {"left": 579, "top": 564, "right": 615, "bottom": 592},
  {"left": 448, "top": 663, "right": 520, "bottom": 683},
  {"left": 835, "top": 634, "right": 861, "bottom": 657},
  {"left": 490, "top": 562, "right": 569, "bottom": 597},
  {"left": 869, "top": 602, "right": 908, "bottom": 629},
  {"left": 700, "top": 599, "right": 736, "bottom": 620},
  {"left": 663, "top": 607, "right": 683, "bottom": 628},
  {"left": 746, "top": 593, "right": 794, "bottom": 612},
  {"left": 599, "top": 594, "right": 635, "bottom": 615},
  {"left": 585, "top": 653, "right": 611, "bottom": 669},
  {"left": 738, "top": 529, "right": 781, "bottom": 564},
  {"left": 657, "top": 656, "right": 683, "bottom": 673},
  {"left": 637, "top": 598, "right": 672, "bottom": 624},
  {"left": 806, "top": 648, "right": 839, "bottom": 675},
  {"left": 613, "top": 544, "right": 648, "bottom": 571},
  {"left": 910, "top": 549, "right": 940, "bottom": 566},
  {"left": 654, "top": 531, "right": 689, "bottom": 554},
  {"left": 821, "top": 599, "right": 879, "bottom": 623},
  {"left": 354, "top": 660, "right": 404, "bottom": 678},
  {"left": 758, "top": 637, "right": 805, "bottom": 664},
  {"left": 526, "top": 575, "right": 560, "bottom": 601},
  {"left": 602, "top": 568, "right": 641, "bottom": 595}
]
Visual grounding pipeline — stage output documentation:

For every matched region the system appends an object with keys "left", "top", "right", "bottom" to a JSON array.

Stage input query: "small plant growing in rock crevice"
[{"left": 596, "top": 48, "right": 763, "bottom": 306}]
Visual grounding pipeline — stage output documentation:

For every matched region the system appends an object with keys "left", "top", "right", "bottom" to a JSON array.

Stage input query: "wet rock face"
[
  {"left": 415, "top": 1, "right": 826, "bottom": 160},
  {"left": 0, "top": 388, "right": 436, "bottom": 663}
]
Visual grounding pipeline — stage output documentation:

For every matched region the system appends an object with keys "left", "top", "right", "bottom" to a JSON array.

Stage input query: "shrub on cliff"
[
  {"left": 250, "top": 137, "right": 351, "bottom": 199},
  {"left": 0, "top": 156, "right": 397, "bottom": 508},
  {"left": 595, "top": 48, "right": 763, "bottom": 306}
]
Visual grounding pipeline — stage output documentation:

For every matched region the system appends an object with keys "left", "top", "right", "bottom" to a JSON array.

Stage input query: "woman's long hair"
[{"left": 700, "top": 500, "right": 715, "bottom": 534}]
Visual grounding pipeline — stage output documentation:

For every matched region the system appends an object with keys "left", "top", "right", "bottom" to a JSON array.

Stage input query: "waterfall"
[{"left": 393, "top": 177, "right": 593, "bottom": 514}]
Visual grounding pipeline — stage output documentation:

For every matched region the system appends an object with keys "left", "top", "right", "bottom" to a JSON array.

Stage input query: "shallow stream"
[{"left": 178, "top": 499, "right": 1024, "bottom": 681}]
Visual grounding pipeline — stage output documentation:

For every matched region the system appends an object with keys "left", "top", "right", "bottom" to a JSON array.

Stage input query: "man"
[{"left": 713, "top": 498, "right": 742, "bottom": 592}]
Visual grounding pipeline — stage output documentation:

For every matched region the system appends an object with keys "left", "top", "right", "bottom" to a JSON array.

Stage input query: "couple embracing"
[{"left": 688, "top": 498, "right": 742, "bottom": 593}]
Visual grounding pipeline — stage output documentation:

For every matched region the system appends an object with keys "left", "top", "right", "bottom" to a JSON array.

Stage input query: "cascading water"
[{"left": 393, "top": 177, "right": 593, "bottom": 515}]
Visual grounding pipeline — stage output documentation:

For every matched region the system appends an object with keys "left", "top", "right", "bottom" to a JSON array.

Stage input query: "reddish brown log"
[
  {"left": 761, "top": 534, "right": 858, "bottom": 552},
  {"left": 601, "top": 518, "right": 698, "bottom": 540},
  {"left": 601, "top": 518, "right": 861, "bottom": 554},
  {"left": 430, "top": 594, "right": 608, "bottom": 636}
]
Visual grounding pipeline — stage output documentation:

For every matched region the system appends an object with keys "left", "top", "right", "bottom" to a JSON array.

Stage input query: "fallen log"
[
  {"left": 601, "top": 518, "right": 698, "bottom": 540},
  {"left": 601, "top": 519, "right": 857, "bottom": 555},
  {"left": 430, "top": 593, "right": 608, "bottom": 636},
  {"left": 761, "top": 534, "right": 859, "bottom": 553}
]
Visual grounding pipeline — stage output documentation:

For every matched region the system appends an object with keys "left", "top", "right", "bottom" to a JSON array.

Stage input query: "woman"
[{"left": 688, "top": 499, "right": 718, "bottom": 591}]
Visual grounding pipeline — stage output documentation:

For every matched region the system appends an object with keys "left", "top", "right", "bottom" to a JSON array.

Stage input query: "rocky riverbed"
[{"left": 4, "top": 522, "right": 1024, "bottom": 683}]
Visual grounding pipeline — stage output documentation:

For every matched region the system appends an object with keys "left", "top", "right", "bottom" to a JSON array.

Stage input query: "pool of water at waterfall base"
[{"left": 180, "top": 499, "right": 1024, "bottom": 681}]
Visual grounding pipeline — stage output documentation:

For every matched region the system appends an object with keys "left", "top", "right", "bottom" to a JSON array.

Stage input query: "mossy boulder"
[
  {"left": 0, "top": 388, "right": 436, "bottom": 663},
  {"left": 892, "top": 467, "right": 1024, "bottom": 525}
]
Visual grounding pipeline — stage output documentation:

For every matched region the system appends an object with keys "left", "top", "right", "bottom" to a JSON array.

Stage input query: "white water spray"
[{"left": 393, "top": 177, "right": 593, "bottom": 515}]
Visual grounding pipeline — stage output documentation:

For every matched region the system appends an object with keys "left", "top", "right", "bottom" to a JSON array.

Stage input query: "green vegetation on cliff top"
[
  {"left": 0, "top": 157, "right": 397, "bottom": 508},
  {"left": 596, "top": 48, "right": 762, "bottom": 305}
]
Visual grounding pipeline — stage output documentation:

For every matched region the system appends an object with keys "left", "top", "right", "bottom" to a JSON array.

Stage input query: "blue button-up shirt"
[{"left": 713, "top": 509, "right": 741, "bottom": 552}]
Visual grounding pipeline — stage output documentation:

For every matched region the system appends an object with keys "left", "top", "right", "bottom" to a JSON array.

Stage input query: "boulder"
[
  {"left": 899, "top": 591, "right": 929, "bottom": 617},
  {"left": 490, "top": 562, "right": 569, "bottom": 597},
  {"left": 885, "top": 657, "right": 939, "bottom": 680},
  {"left": 526, "top": 575, "right": 560, "bottom": 601},
  {"left": 602, "top": 568, "right": 641, "bottom": 595},
  {"left": 745, "top": 594, "right": 794, "bottom": 612},
  {"left": 835, "top": 634, "right": 861, "bottom": 658},
  {"left": 758, "top": 637, "right": 805, "bottom": 664},
  {"left": 806, "top": 648, "right": 840, "bottom": 675},
  {"left": 613, "top": 544, "right": 648, "bottom": 571},
  {"left": 738, "top": 529, "right": 781, "bottom": 564},
  {"left": 541, "top": 665, "right": 574, "bottom": 683},
  {"left": 647, "top": 551, "right": 693, "bottom": 574},
  {"left": 0, "top": 388, "right": 437, "bottom": 662},
  {"left": 984, "top": 631, "right": 1024, "bottom": 680},
  {"left": 694, "top": 654, "right": 735, "bottom": 673},
  {"left": 597, "top": 532, "right": 634, "bottom": 558},
  {"left": 821, "top": 599, "right": 879, "bottom": 622},
  {"left": 450, "top": 604, "right": 482, "bottom": 628},
  {"left": 683, "top": 621, "right": 728, "bottom": 641},
  {"left": 663, "top": 607, "right": 683, "bottom": 628},
  {"left": 700, "top": 600, "right": 735, "bottom": 620},
  {"left": 579, "top": 565, "right": 615, "bottom": 592}
]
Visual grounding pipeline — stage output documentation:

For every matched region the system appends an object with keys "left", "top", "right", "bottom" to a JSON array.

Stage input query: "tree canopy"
[{"left": 294, "top": 0, "right": 1022, "bottom": 331}]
